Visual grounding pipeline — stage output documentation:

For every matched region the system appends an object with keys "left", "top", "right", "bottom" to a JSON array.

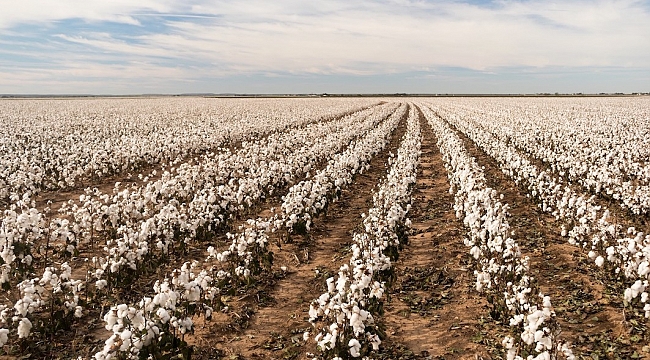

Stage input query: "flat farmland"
[{"left": 1, "top": 97, "right": 649, "bottom": 360}]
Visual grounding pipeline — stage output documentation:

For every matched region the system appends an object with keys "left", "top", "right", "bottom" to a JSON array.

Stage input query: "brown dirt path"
[
  {"left": 190, "top": 105, "right": 409, "bottom": 359},
  {"left": 439, "top": 114, "right": 647, "bottom": 359},
  {"left": 381, "top": 106, "right": 491, "bottom": 359}
]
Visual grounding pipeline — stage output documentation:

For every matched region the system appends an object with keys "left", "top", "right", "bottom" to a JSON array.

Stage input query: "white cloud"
[
  {"left": 0, "top": 0, "right": 179, "bottom": 28},
  {"left": 1, "top": 0, "right": 649, "bottom": 93}
]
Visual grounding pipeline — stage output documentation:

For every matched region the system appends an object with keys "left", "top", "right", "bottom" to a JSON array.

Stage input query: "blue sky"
[{"left": 1, "top": 0, "right": 649, "bottom": 94}]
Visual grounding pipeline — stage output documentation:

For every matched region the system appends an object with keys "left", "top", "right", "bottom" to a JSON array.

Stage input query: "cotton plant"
[
  {"left": 0, "top": 262, "right": 83, "bottom": 350},
  {"left": 58, "top": 103, "right": 388, "bottom": 297},
  {"left": 2, "top": 100, "right": 393, "bottom": 354},
  {"left": 207, "top": 217, "right": 274, "bottom": 286},
  {"left": 1, "top": 196, "right": 46, "bottom": 287},
  {"left": 279, "top": 104, "right": 407, "bottom": 238},
  {"left": 95, "top": 261, "right": 218, "bottom": 360},
  {"left": 431, "top": 98, "right": 650, "bottom": 215},
  {"left": 76, "top": 103, "right": 398, "bottom": 290}
]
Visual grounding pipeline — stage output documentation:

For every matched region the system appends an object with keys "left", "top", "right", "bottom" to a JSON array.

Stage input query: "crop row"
[
  {"left": 431, "top": 98, "right": 650, "bottom": 215},
  {"left": 91, "top": 103, "right": 405, "bottom": 359},
  {"left": 308, "top": 104, "right": 420, "bottom": 359},
  {"left": 0, "top": 98, "right": 378, "bottom": 204},
  {"left": 421, "top": 104, "right": 574, "bottom": 360},
  {"left": 429, "top": 102, "right": 650, "bottom": 328},
  {"left": 0, "top": 103, "right": 397, "bottom": 354}
]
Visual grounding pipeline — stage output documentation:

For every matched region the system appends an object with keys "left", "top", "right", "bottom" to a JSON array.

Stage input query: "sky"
[{"left": 1, "top": 0, "right": 649, "bottom": 94}]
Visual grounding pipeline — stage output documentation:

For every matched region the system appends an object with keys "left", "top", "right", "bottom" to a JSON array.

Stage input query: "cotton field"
[{"left": 1, "top": 97, "right": 649, "bottom": 359}]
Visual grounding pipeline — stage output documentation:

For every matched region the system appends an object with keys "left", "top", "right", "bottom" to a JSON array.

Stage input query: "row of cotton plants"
[
  {"left": 75, "top": 103, "right": 399, "bottom": 290},
  {"left": 0, "top": 97, "right": 378, "bottom": 204},
  {"left": 430, "top": 102, "right": 650, "bottom": 321},
  {"left": 430, "top": 98, "right": 650, "bottom": 215},
  {"left": 0, "top": 103, "right": 395, "bottom": 354},
  {"left": 209, "top": 103, "right": 407, "bottom": 280},
  {"left": 421, "top": 105, "right": 574, "bottom": 360},
  {"left": 306, "top": 104, "right": 420, "bottom": 359},
  {"left": 92, "top": 105, "right": 407, "bottom": 359},
  {"left": 278, "top": 104, "right": 407, "bottom": 236},
  {"left": 1, "top": 103, "right": 392, "bottom": 290}
]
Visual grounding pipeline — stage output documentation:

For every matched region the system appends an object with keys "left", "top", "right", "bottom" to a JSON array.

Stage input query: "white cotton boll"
[
  {"left": 623, "top": 288, "right": 636, "bottom": 302},
  {"left": 104, "top": 311, "right": 118, "bottom": 331},
  {"left": 470, "top": 246, "right": 482, "bottom": 260},
  {"left": 40, "top": 269, "right": 53, "bottom": 285},
  {"left": 638, "top": 261, "right": 649, "bottom": 277},
  {"left": 17, "top": 317, "right": 32, "bottom": 339},
  {"left": 186, "top": 286, "right": 200, "bottom": 302},
  {"left": 595, "top": 256, "right": 605, "bottom": 267},
  {"left": 119, "top": 336, "right": 131, "bottom": 352},
  {"left": 521, "top": 328, "right": 535, "bottom": 345},
  {"left": 326, "top": 278, "right": 335, "bottom": 293},
  {"left": 502, "top": 336, "right": 514, "bottom": 349},
  {"left": 0, "top": 328, "right": 9, "bottom": 347},
  {"left": 624, "top": 280, "right": 645, "bottom": 302},
  {"left": 632, "top": 280, "right": 646, "bottom": 293},
  {"left": 309, "top": 306, "right": 318, "bottom": 320},
  {"left": 156, "top": 308, "right": 170, "bottom": 323},
  {"left": 74, "top": 306, "right": 83, "bottom": 318},
  {"left": 179, "top": 317, "right": 193, "bottom": 334},
  {"left": 509, "top": 314, "right": 524, "bottom": 326},
  {"left": 588, "top": 251, "right": 596, "bottom": 259},
  {"left": 116, "top": 304, "right": 129, "bottom": 318},
  {"left": 535, "top": 333, "right": 552, "bottom": 351},
  {"left": 561, "top": 343, "right": 575, "bottom": 360},
  {"left": 368, "top": 333, "right": 381, "bottom": 350},
  {"left": 318, "top": 333, "right": 331, "bottom": 350},
  {"left": 348, "top": 338, "right": 361, "bottom": 357},
  {"left": 96, "top": 279, "right": 108, "bottom": 290}
]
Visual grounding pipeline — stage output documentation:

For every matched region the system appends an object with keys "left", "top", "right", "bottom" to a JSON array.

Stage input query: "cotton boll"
[
  {"left": 17, "top": 317, "right": 32, "bottom": 339},
  {"left": 156, "top": 308, "right": 171, "bottom": 324},
  {"left": 96, "top": 279, "right": 108, "bottom": 290},
  {"left": 638, "top": 261, "right": 649, "bottom": 277},
  {"left": 348, "top": 338, "right": 361, "bottom": 357},
  {"left": 595, "top": 256, "right": 605, "bottom": 267},
  {"left": 0, "top": 328, "right": 9, "bottom": 347}
]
